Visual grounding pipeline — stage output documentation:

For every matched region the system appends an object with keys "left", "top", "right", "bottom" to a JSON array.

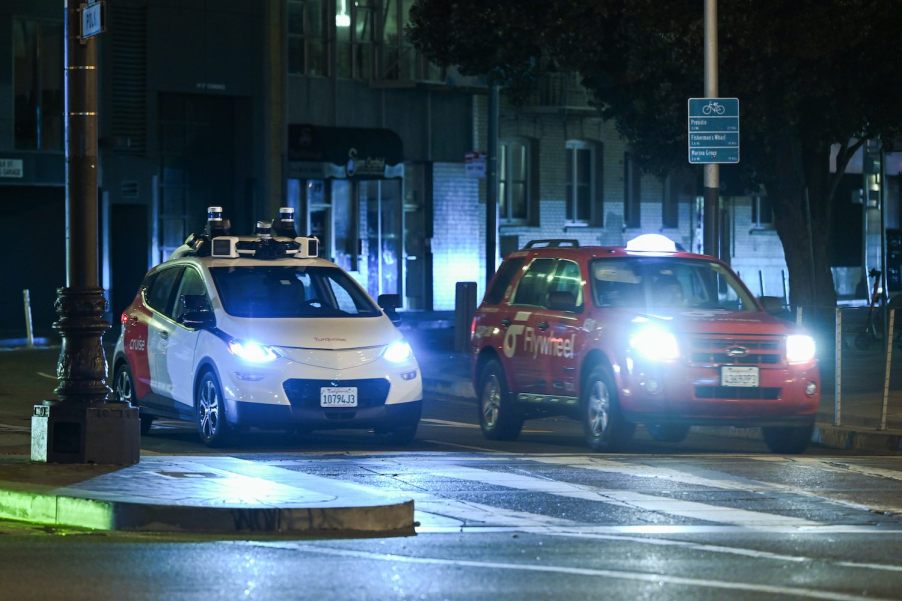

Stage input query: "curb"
[{"left": 0, "top": 487, "right": 415, "bottom": 535}]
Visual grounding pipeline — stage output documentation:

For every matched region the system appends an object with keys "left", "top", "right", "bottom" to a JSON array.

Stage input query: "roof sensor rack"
[{"left": 523, "top": 239, "right": 580, "bottom": 249}]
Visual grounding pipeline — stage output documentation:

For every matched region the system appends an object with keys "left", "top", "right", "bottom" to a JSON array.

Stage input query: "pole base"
[{"left": 31, "top": 401, "right": 140, "bottom": 465}]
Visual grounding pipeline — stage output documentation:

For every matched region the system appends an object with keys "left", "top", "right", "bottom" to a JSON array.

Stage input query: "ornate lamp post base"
[{"left": 30, "top": 287, "right": 140, "bottom": 465}]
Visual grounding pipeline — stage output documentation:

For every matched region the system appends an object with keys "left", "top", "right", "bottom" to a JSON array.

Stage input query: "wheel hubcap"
[
  {"left": 199, "top": 379, "right": 219, "bottom": 439},
  {"left": 115, "top": 370, "right": 133, "bottom": 404},
  {"left": 482, "top": 374, "right": 501, "bottom": 428},
  {"left": 587, "top": 379, "right": 610, "bottom": 437}
]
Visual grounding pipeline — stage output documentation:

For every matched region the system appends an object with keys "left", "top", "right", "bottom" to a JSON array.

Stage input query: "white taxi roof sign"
[{"left": 625, "top": 234, "right": 678, "bottom": 253}]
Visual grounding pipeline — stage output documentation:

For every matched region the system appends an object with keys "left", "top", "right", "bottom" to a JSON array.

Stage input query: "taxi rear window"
[{"left": 590, "top": 257, "right": 756, "bottom": 311}]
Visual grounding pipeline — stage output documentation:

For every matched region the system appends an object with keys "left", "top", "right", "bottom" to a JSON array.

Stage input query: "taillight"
[
  {"left": 470, "top": 316, "right": 477, "bottom": 340},
  {"left": 120, "top": 311, "right": 129, "bottom": 325}
]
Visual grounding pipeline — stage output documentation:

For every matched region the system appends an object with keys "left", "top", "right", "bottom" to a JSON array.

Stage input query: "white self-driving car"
[{"left": 112, "top": 208, "right": 422, "bottom": 446}]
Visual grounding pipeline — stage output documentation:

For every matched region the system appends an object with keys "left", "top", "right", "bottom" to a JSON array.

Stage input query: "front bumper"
[
  {"left": 216, "top": 353, "right": 423, "bottom": 430},
  {"left": 618, "top": 360, "right": 820, "bottom": 427}
]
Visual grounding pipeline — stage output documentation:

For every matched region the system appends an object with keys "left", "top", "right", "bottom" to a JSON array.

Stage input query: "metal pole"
[
  {"left": 703, "top": 0, "right": 720, "bottom": 258},
  {"left": 485, "top": 84, "right": 500, "bottom": 286},
  {"left": 880, "top": 308, "right": 894, "bottom": 431},
  {"left": 834, "top": 307, "right": 842, "bottom": 426},
  {"left": 23, "top": 290, "right": 34, "bottom": 348}
]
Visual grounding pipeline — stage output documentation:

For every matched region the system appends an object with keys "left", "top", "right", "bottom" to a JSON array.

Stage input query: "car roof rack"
[{"left": 523, "top": 239, "right": 580, "bottom": 249}]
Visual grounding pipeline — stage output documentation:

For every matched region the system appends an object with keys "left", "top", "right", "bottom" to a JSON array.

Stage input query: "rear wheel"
[
  {"left": 114, "top": 363, "right": 153, "bottom": 435},
  {"left": 196, "top": 370, "right": 231, "bottom": 447},
  {"left": 582, "top": 364, "right": 635, "bottom": 451},
  {"left": 762, "top": 421, "right": 814, "bottom": 454},
  {"left": 646, "top": 423, "right": 690, "bottom": 443},
  {"left": 477, "top": 360, "right": 523, "bottom": 441}
]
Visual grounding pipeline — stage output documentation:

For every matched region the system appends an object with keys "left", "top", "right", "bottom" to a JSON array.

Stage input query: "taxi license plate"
[
  {"left": 320, "top": 387, "right": 358, "bottom": 408},
  {"left": 721, "top": 366, "right": 759, "bottom": 387}
]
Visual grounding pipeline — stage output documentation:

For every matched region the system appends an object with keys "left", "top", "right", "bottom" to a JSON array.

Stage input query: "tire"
[
  {"left": 646, "top": 423, "right": 690, "bottom": 443},
  {"left": 114, "top": 363, "right": 153, "bottom": 435},
  {"left": 582, "top": 364, "right": 635, "bottom": 451},
  {"left": 477, "top": 359, "right": 523, "bottom": 441},
  {"left": 376, "top": 404, "right": 422, "bottom": 446},
  {"left": 195, "top": 370, "right": 231, "bottom": 447},
  {"left": 762, "top": 421, "right": 814, "bottom": 454}
]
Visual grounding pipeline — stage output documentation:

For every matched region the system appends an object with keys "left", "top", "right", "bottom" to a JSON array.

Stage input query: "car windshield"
[
  {"left": 590, "top": 257, "right": 757, "bottom": 312},
  {"left": 209, "top": 265, "right": 381, "bottom": 318}
]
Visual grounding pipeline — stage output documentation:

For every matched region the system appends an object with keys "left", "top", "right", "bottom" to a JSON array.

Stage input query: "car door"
[
  {"left": 167, "top": 265, "right": 209, "bottom": 409},
  {"left": 144, "top": 266, "right": 184, "bottom": 401},
  {"left": 122, "top": 273, "right": 156, "bottom": 400},
  {"left": 545, "top": 258, "right": 586, "bottom": 399},
  {"left": 507, "top": 257, "right": 558, "bottom": 396}
]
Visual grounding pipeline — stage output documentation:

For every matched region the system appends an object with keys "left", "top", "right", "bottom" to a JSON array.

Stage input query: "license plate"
[
  {"left": 320, "top": 386, "right": 358, "bottom": 408},
  {"left": 721, "top": 366, "right": 759, "bottom": 387}
]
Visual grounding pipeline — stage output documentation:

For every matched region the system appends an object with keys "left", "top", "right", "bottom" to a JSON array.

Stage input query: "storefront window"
[
  {"left": 287, "top": 0, "right": 327, "bottom": 76},
  {"left": 13, "top": 19, "right": 63, "bottom": 151}
]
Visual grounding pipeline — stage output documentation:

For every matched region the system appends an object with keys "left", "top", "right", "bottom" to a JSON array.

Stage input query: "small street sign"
[
  {"left": 688, "top": 97, "right": 739, "bottom": 164},
  {"left": 80, "top": 1, "right": 104, "bottom": 40}
]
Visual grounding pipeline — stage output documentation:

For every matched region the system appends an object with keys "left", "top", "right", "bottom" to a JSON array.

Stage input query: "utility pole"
[
  {"left": 485, "top": 84, "right": 500, "bottom": 286},
  {"left": 31, "top": 0, "right": 140, "bottom": 465},
  {"left": 703, "top": 0, "right": 720, "bottom": 258}
]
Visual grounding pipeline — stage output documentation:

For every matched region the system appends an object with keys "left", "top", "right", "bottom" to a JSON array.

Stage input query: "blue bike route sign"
[{"left": 688, "top": 98, "right": 739, "bottom": 164}]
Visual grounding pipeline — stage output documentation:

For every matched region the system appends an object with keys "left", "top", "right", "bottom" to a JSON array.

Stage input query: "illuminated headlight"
[
  {"left": 383, "top": 340, "right": 413, "bottom": 364},
  {"left": 786, "top": 335, "right": 816, "bottom": 364},
  {"left": 228, "top": 339, "right": 278, "bottom": 363},
  {"left": 630, "top": 325, "right": 680, "bottom": 361}
]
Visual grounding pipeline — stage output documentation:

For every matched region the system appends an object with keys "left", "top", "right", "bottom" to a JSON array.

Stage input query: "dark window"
[
  {"left": 662, "top": 173, "right": 679, "bottom": 229},
  {"left": 624, "top": 152, "right": 641, "bottom": 228},
  {"left": 13, "top": 19, "right": 63, "bottom": 150},
  {"left": 485, "top": 257, "right": 526, "bottom": 305},
  {"left": 500, "top": 139, "right": 531, "bottom": 222},
  {"left": 145, "top": 267, "right": 185, "bottom": 317},
  {"left": 512, "top": 258, "right": 557, "bottom": 306},
  {"left": 172, "top": 267, "right": 208, "bottom": 322},
  {"left": 565, "top": 141, "right": 594, "bottom": 224},
  {"left": 751, "top": 195, "right": 774, "bottom": 228},
  {"left": 209, "top": 266, "right": 380, "bottom": 318},
  {"left": 288, "top": 0, "right": 327, "bottom": 76},
  {"left": 547, "top": 259, "right": 584, "bottom": 311}
]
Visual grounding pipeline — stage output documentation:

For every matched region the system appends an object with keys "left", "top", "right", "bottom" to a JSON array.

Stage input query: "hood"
[
  {"left": 215, "top": 314, "right": 401, "bottom": 350},
  {"left": 641, "top": 309, "right": 798, "bottom": 337}
]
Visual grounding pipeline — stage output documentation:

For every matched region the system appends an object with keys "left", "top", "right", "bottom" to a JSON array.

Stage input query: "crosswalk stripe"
[
  {"left": 789, "top": 457, "right": 902, "bottom": 483},
  {"left": 417, "top": 464, "right": 819, "bottom": 528}
]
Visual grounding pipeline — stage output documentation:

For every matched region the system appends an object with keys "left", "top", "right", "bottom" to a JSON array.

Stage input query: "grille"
[
  {"left": 695, "top": 386, "right": 781, "bottom": 400},
  {"left": 689, "top": 336, "right": 783, "bottom": 366},
  {"left": 283, "top": 378, "right": 390, "bottom": 410}
]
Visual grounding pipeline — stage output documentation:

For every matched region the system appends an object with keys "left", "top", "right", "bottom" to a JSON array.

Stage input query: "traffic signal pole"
[
  {"left": 31, "top": 0, "right": 140, "bottom": 465},
  {"left": 703, "top": 0, "right": 720, "bottom": 258}
]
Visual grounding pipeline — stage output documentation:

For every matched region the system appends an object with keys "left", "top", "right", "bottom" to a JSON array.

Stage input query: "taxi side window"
[
  {"left": 173, "top": 268, "right": 209, "bottom": 322},
  {"left": 512, "top": 258, "right": 557, "bottom": 307},
  {"left": 546, "top": 259, "right": 583, "bottom": 312},
  {"left": 145, "top": 267, "right": 185, "bottom": 317},
  {"left": 485, "top": 257, "right": 526, "bottom": 305}
]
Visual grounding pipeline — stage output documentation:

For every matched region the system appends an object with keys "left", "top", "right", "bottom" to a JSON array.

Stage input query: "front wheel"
[
  {"left": 582, "top": 364, "right": 635, "bottom": 452},
  {"left": 762, "top": 421, "right": 814, "bottom": 454},
  {"left": 196, "top": 370, "right": 231, "bottom": 447},
  {"left": 477, "top": 360, "right": 523, "bottom": 441}
]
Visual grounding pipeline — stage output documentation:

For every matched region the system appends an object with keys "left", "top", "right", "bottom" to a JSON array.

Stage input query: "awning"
[{"left": 287, "top": 124, "right": 404, "bottom": 180}]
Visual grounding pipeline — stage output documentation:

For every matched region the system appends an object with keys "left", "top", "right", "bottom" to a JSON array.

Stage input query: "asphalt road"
[{"left": 1, "top": 348, "right": 902, "bottom": 599}]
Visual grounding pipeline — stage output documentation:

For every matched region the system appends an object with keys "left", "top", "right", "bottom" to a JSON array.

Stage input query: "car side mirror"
[
  {"left": 547, "top": 291, "right": 577, "bottom": 312},
  {"left": 180, "top": 294, "right": 215, "bottom": 329},
  {"left": 758, "top": 295, "right": 787, "bottom": 316},
  {"left": 378, "top": 293, "right": 402, "bottom": 325}
]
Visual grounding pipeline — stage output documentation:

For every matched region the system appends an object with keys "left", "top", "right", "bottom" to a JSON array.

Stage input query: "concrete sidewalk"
[
  {"left": 0, "top": 454, "right": 414, "bottom": 535},
  {"left": 401, "top": 314, "right": 902, "bottom": 453}
]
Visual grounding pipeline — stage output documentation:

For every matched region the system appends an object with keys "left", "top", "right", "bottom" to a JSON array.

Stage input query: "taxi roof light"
[{"left": 625, "top": 234, "right": 678, "bottom": 253}]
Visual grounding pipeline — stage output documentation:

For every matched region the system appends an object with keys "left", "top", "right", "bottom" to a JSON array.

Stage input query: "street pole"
[
  {"left": 31, "top": 0, "right": 140, "bottom": 465},
  {"left": 485, "top": 84, "right": 500, "bottom": 286},
  {"left": 703, "top": 0, "right": 720, "bottom": 258}
]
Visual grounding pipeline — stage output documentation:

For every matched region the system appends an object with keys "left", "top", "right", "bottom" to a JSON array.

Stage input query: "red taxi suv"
[{"left": 470, "top": 235, "right": 820, "bottom": 453}]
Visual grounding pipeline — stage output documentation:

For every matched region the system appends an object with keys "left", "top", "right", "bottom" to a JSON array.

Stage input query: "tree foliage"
[{"left": 409, "top": 0, "right": 902, "bottom": 307}]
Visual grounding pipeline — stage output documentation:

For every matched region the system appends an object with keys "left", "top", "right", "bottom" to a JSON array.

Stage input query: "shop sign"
[
  {"left": 0, "top": 159, "right": 23, "bottom": 178},
  {"left": 465, "top": 151, "right": 486, "bottom": 178}
]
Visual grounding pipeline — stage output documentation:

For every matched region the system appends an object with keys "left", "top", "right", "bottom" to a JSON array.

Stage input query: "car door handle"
[
  {"left": 537, "top": 321, "right": 549, "bottom": 331},
  {"left": 500, "top": 319, "right": 511, "bottom": 328},
  {"left": 158, "top": 330, "right": 169, "bottom": 340}
]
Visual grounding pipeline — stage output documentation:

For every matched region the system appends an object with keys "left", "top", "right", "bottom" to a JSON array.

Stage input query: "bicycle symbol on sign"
[{"left": 702, "top": 101, "right": 726, "bottom": 115}]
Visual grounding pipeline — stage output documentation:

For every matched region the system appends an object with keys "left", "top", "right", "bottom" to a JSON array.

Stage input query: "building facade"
[{"left": 1, "top": 0, "right": 897, "bottom": 339}]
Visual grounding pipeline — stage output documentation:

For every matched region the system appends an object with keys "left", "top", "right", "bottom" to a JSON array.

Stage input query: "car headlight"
[
  {"left": 786, "top": 334, "right": 816, "bottom": 364},
  {"left": 228, "top": 339, "right": 278, "bottom": 363},
  {"left": 630, "top": 325, "right": 680, "bottom": 361},
  {"left": 383, "top": 340, "right": 413, "bottom": 364}
]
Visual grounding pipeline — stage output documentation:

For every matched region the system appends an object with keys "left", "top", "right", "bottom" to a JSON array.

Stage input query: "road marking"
[
  {"left": 790, "top": 457, "right": 902, "bottom": 483},
  {"left": 420, "top": 418, "right": 480, "bottom": 429},
  {"left": 36, "top": 371, "right": 56, "bottom": 380},
  {"left": 415, "top": 524, "right": 902, "bottom": 535},
  {"left": 421, "top": 440, "right": 502, "bottom": 453},
  {"left": 415, "top": 464, "right": 819, "bottom": 528},
  {"left": 250, "top": 543, "right": 888, "bottom": 601},
  {"left": 414, "top": 497, "right": 577, "bottom": 529}
]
